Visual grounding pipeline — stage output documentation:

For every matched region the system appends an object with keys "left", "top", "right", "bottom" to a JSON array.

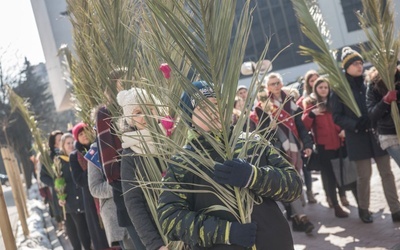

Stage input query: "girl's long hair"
[
  {"left": 304, "top": 70, "right": 319, "bottom": 96},
  {"left": 313, "top": 77, "right": 331, "bottom": 112}
]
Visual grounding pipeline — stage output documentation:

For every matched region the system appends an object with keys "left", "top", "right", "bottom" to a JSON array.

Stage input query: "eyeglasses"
[
  {"left": 268, "top": 81, "right": 281, "bottom": 87},
  {"left": 351, "top": 61, "right": 363, "bottom": 67}
]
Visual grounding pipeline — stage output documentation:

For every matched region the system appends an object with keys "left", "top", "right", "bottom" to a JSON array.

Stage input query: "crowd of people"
[{"left": 33, "top": 46, "right": 400, "bottom": 250}]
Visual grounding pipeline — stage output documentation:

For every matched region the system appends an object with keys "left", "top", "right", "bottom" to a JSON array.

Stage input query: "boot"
[
  {"left": 392, "top": 210, "right": 400, "bottom": 222},
  {"left": 334, "top": 205, "right": 349, "bottom": 218},
  {"left": 300, "top": 192, "right": 306, "bottom": 207},
  {"left": 340, "top": 196, "right": 350, "bottom": 206},
  {"left": 307, "top": 190, "right": 317, "bottom": 204},
  {"left": 326, "top": 197, "right": 333, "bottom": 208},
  {"left": 358, "top": 208, "right": 373, "bottom": 223},
  {"left": 292, "top": 215, "right": 314, "bottom": 234}
]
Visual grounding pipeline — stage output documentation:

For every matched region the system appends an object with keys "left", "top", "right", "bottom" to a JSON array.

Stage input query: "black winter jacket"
[
  {"left": 330, "top": 73, "right": 386, "bottom": 161},
  {"left": 59, "top": 155, "right": 85, "bottom": 214},
  {"left": 366, "top": 71, "right": 400, "bottom": 135},
  {"left": 121, "top": 148, "right": 165, "bottom": 250},
  {"left": 158, "top": 133, "right": 302, "bottom": 250}
]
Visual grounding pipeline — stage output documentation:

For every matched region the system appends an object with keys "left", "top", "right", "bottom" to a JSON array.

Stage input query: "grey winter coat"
[
  {"left": 88, "top": 161, "right": 129, "bottom": 246},
  {"left": 121, "top": 147, "right": 165, "bottom": 250}
]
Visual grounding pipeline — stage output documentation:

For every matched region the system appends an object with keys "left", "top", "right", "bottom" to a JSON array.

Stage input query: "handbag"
[
  {"left": 304, "top": 145, "right": 321, "bottom": 171},
  {"left": 331, "top": 147, "right": 357, "bottom": 188}
]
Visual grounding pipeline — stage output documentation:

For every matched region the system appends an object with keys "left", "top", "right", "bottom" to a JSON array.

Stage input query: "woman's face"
[
  {"left": 78, "top": 131, "right": 90, "bottom": 145},
  {"left": 316, "top": 81, "right": 329, "bottom": 99},
  {"left": 54, "top": 134, "right": 62, "bottom": 149},
  {"left": 266, "top": 77, "right": 283, "bottom": 96},
  {"left": 192, "top": 97, "right": 221, "bottom": 132},
  {"left": 63, "top": 137, "right": 74, "bottom": 155},
  {"left": 308, "top": 74, "right": 319, "bottom": 88}
]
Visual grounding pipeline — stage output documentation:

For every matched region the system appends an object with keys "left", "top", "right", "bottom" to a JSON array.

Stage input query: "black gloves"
[
  {"left": 229, "top": 222, "right": 257, "bottom": 247},
  {"left": 214, "top": 158, "right": 254, "bottom": 188},
  {"left": 356, "top": 116, "right": 370, "bottom": 131}
]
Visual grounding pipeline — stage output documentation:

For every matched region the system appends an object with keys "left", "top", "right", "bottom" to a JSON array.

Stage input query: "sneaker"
[
  {"left": 307, "top": 190, "right": 317, "bottom": 204},
  {"left": 334, "top": 205, "right": 349, "bottom": 218},
  {"left": 392, "top": 211, "right": 400, "bottom": 222}
]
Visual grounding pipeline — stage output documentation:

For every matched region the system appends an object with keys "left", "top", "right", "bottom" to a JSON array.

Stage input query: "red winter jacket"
[{"left": 302, "top": 105, "right": 342, "bottom": 150}]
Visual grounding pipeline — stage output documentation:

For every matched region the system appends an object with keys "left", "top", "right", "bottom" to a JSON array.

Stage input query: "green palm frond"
[
  {"left": 292, "top": 0, "right": 361, "bottom": 117},
  {"left": 6, "top": 85, "right": 54, "bottom": 178},
  {"left": 357, "top": 0, "right": 400, "bottom": 143}
]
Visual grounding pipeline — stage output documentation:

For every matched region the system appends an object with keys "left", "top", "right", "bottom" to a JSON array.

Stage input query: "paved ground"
[{"left": 292, "top": 158, "right": 400, "bottom": 250}]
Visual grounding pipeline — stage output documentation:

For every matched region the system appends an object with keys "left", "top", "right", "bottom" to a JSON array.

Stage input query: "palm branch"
[
  {"left": 356, "top": 0, "right": 400, "bottom": 143},
  {"left": 66, "top": 0, "right": 142, "bottom": 124},
  {"left": 292, "top": 0, "right": 362, "bottom": 117},
  {"left": 6, "top": 85, "right": 54, "bottom": 179}
]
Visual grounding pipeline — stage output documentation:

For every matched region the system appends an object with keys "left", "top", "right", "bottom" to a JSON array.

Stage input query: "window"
[
  {"left": 341, "top": 0, "right": 362, "bottom": 32},
  {"left": 234, "top": 0, "right": 317, "bottom": 75}
]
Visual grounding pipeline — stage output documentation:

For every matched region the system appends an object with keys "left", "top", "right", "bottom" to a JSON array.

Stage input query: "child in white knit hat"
[{"left": 117, "top": 87, "right": 169, "bottom": 250}]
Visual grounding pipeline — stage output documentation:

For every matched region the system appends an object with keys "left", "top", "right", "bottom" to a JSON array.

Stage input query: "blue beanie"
[{"left": 179, "top": 81, "right": 216, "bottom": 126}]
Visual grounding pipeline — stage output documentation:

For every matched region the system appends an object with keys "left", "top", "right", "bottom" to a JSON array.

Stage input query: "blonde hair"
[{"left": 60, "top": 133, "right": 74, "bottom": 156}]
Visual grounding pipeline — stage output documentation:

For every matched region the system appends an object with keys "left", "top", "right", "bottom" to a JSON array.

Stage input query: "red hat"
[{"left": 72, "top": 122, "right": 87, "bottom": 141}]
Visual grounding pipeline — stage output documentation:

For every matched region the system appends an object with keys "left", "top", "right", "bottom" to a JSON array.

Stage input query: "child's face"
[
  {"left": 78, "top": 131, "right": 90, "bottom": 145},
  {"left": 130, "top": 106, "right": 157, "bottom": 130},
  {"left": 315, "top": 81, "right": 329, "bottom": 98},
  {"left": 192, "top": 97, "right": 221, "bottom": 132},
  {"left": 63, "top": 137, "right": 74, "bottom": 155}
]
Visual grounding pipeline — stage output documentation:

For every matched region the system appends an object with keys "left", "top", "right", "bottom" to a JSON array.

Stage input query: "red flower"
[
  {"left": 159, "top": 63, "right": 171, "bottom": 79},
  {"left": 161, "top": 116, "right": 174, "bottom": 137}
]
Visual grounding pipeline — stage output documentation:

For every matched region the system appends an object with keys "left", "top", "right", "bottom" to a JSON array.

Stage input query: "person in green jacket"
[{"left": 157, "top": 81, "right": 303, "bottom": 250}]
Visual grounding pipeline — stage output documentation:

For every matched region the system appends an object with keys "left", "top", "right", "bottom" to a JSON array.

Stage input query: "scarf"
[{"left": 121, "top": 129, "right": 157, "bottom": 154}]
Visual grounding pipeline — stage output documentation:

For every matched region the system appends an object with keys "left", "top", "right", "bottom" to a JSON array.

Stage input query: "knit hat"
[
  {"left": 72, "top": 122, "right": 87, "bottom": 141},
  {"left": 179, "top": 81, "right": 216, "bottom": 126},
  {"left": 117, "top": 87, "right": 156, "bottom": 127},
  {"left": 341, "top": 46, "right": 364, "bottom": 70},
  {"left": 236, "top": 85, "right": 248, "bottom": 93}
]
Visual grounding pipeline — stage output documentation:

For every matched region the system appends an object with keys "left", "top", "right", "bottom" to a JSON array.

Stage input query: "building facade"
[
  {"left": 31, "top": 0, "right": 400, "bottom": 107},
  {"left": 238, "top": 0, "right": 399, "bottom": 85},
  {"left": 30, "top": 0, "right": 73, "bottom": 111}
]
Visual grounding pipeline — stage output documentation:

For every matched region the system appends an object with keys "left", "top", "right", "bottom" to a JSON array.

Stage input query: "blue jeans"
[{"left": 386, "top": 144, "right": 400, "bottom": 167}]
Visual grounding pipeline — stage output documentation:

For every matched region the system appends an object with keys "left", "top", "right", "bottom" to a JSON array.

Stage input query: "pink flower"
[
  {"left": 159, "top": 63, "right": 171, "bottom": 79},
  {"left": 161, "top": 116, "right": 174, "bottom": 137}
]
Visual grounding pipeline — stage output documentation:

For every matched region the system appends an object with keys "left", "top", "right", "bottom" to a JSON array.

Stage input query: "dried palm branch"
[
  {"left": 66, "top": 0, "right": 142, "bottom": 124},
  {"left": 292, "top": 0, "right": 362, "bottom": 117},
  {"left": 356, "top": 0, "right": 400, "bottom": 143},
  {"left": 6, "top": 85, "right": 54, "bottom": 178}
]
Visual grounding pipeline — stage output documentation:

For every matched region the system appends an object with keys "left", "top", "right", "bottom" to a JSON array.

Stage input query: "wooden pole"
[
  {"left": 7, "top": 149, "right": 28, "bottom": 218},
  {"left": 1, "top": 147, "right": 29, "bottom": 237},
  {"left": 6, "top": 148, "right": 29, "bottom": 218},
  {"left": 0, "top": 183, "right": 17, "bottom": 250}
]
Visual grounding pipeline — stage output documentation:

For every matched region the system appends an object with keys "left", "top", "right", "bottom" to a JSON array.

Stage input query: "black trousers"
[
  {"left": 65, "top": 212, "right": 92, "bottom": 250},
  {"left": 317, "top": 145, "right": 357, "bottom": 206}
]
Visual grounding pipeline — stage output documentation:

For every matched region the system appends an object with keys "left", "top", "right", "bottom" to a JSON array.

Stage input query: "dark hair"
[
  {"left": 304, "top": 70, "right": 319, "bottom": 95},
  {"left": 48, "top": 130, "right": 63, "bottom": 157},
  {"left": 312, "top": 77, "right": 331, "bottom": 112}
]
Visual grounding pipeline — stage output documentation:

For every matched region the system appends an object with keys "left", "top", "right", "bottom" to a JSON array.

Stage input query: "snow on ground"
[{"left": 15, "top": 184, "right": 52, "bottom": 250}]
